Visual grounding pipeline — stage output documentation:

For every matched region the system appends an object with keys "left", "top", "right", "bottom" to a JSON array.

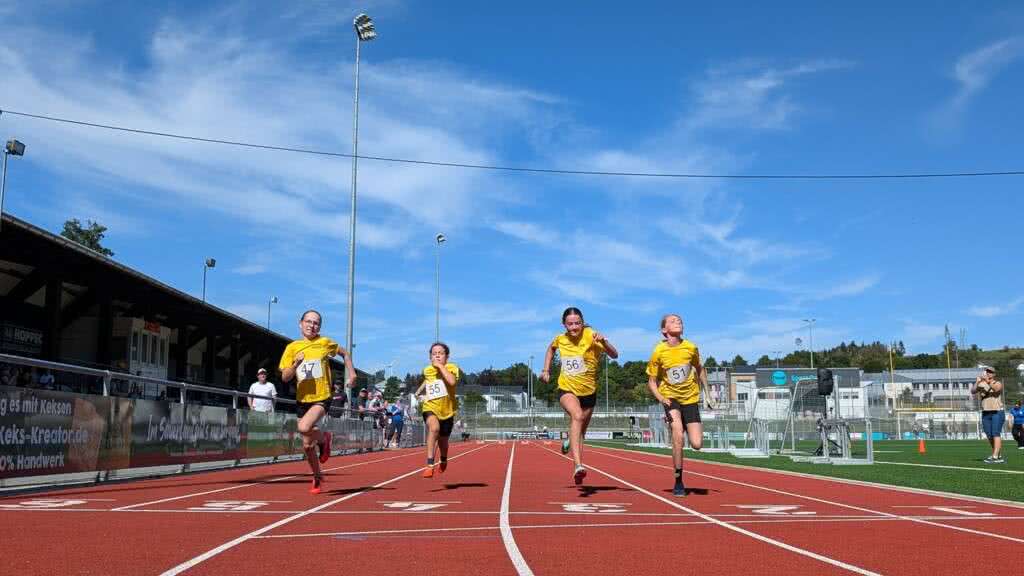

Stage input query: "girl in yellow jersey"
[
  {"left": 279, "top": 310, "right": 355, "bottom": 494},
  {"left": 646, "top": 313, "right": 706, "bottom": 497},
  {"left": 414, "top": 342, "right": 460, "bottom": 478},
  {"left": 540, "top": 307, "right": 619, "bottom": 485}
]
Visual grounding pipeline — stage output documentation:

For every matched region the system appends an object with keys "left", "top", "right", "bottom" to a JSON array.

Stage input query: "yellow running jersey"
[
  {"left": 279, "top": 336, "right": 339, "bottom": 403},
  {"left": 646, "top": 339, "right": 701, "bottom": 405},
  {"left": 551, "top": 327, "right": 605, "bottom": 397},
  {"left": 421, "top": 363, "right": 460, "bottom": 420}
]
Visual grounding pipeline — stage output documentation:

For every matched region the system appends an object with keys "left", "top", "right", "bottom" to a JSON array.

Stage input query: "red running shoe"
[
  {"left": 318, "top": 432, "right": 332, "bottom": 464},
  {"left": 310, "top": 474, "right": 324, "bottom": 495},
  {"left": 422, "top": 465, "right": 434, "bottom": 478}
]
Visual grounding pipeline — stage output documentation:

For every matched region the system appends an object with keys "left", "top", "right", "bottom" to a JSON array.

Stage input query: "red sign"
[{"left": 144, "top": 321, "right": 161, "bottom": 334}]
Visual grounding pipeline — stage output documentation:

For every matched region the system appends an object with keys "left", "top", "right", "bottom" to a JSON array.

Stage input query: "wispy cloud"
[
  {"left": 967, "top": 296, "right": 1024, "bottom": 318},
  {"left": 932, "top": 36, "right": 1024, "bottom": 133}
]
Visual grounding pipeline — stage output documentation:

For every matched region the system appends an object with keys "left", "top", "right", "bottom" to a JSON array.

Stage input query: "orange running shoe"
[
  {"left": 422, "top": 465, "right": 435, "bottom": 478},
  {"left": 310, "top": 474, "right": 324, "bottom": 495},
  {"left": 318, "top": 432, "right": 332, "bottom": 464}
]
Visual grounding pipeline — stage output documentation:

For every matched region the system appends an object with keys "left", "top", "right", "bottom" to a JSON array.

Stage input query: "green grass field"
[{"left": 591, "top": 439, "right": 1024, "bottom": 503}]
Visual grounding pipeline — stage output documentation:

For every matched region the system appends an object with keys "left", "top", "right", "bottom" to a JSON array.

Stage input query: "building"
[{"left": 0, "top": 214, "right": 367, "bottom": 398}]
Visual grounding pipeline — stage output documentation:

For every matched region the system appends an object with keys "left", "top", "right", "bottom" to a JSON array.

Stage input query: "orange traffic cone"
[{"left": 918, "top": 438, "right": 926, "bottom": 454}]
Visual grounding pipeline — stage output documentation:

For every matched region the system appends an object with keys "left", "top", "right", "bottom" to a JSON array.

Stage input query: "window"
[
  {"left": 150, "top": 335, "right": 158, "bottom": 364},
  {"left": 737, "top": 393, "right": 748, "bottom": 401},
  {"left": 913, "top": 383, "right": 920, "bottom": 390},
  {"left": 132, "top": 332, "right": 139, "bottom": 362},
  {"left": 159, "top": 339, "right": 166, "bottom": 367},
  {"left": 942, "top": 382, "right": 949, "bottom": 390}
]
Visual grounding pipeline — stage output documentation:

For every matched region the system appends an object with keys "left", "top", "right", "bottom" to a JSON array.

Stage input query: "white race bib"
[
  {"left": 667, "top": 365, "right": 691, "bottom": 385},
  {"left": 424, "top": 379, "right": 448, "bottom": 401},
  {"left": 297, "top": 359, "right": 323, "bottom": 382},
  {"left": 561, "top": 356, "right": 586, "bottom": 377}
]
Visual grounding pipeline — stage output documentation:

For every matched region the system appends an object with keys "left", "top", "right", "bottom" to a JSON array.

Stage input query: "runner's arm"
[{"left": 540, "top": 343, "right": 556, "bottom": 383}]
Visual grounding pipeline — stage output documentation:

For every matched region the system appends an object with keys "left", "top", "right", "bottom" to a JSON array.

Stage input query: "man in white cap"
[
  {"left": 972, "top": 366, "right": 1005, "bottom": 463},
  {"left": 248, "top": 368, "right": 278, "bottom": 413}
]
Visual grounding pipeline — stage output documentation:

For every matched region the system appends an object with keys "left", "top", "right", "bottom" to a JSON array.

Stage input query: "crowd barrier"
[{"left": 0, "top": 353, "right": 425, "bottom": 488}]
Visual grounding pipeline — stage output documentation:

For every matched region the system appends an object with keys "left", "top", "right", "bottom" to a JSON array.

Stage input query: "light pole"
[
  {"left": 802, "top": 319, "right": 816, "bottom": 369},
  {"left": 267, "top": 296, "right": 278, "bottom": 330},
  {"left": 202, "top": 258, "right": 216, "bottom": 302},
  {"left": 435, "top": 233, "right": 446, "bottom": 341},
  {"left": 604, "top": 354, "right": 610, "bottom": 415},
  {"left": 1, "top": 138, "right": 26, "bottom": 233},
  {"left": 528, "top": 355, "right": 534, "bottom": 426},
  {"left": 346, "top": 13, "right": 378, "bottom": 365},
  {"left": 772, "top": 350, "right": 782, "bottom": 368}
]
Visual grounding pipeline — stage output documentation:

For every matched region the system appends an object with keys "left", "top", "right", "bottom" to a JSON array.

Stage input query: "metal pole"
[
  {"left": 435, "top": 239, "right": 440, "bottom": 342},
  {"left": 0, "top": 152, "right": 8, "bottom": 233},
  {"left": 605, "top": 354, "right": 609, "bottom": 415},
  {"left": 809, "top": 321, "right": 814, "bottom": 370},
  {"left": 202, "top": 265, "right": 207, "bottom": 302},
  {"left": 346, "top": 34, "right": 362, "bottom": 360},
  {"left": 267, "top": 300, "right": 271, "bottom": 330}
]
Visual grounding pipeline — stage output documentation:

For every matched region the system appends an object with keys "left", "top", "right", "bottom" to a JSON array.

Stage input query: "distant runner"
[
  {"left": 540, "top": 307, "right": 618, "bottom": 485},
  {"left": 646, "top": 313, "right": 706, "bottom": 497},
  {"left": 279, "top": 310, "right": 355, "bottom": 494},
  {"left": 415, "top": 342, "right": 460, "bottom": 478}
]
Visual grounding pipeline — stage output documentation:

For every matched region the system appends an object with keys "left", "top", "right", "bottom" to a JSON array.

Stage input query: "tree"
[
  {"left": 462, "top": 391, "right": 486, "bottom": 411},
  {"left": 756, "top": 355, "right": 773, "bottom": 367},
  {"left": 705, "top": 356, "right": 718, "bottom": 368},
  {"left": 61, "top": 219, "right": 114, "bottom": 256},
  {"left": 731, "top": 355, "right": 748, "bottom": 367},
  {"left": 383, "top": 376, "right": 401, "bottom": 402}
]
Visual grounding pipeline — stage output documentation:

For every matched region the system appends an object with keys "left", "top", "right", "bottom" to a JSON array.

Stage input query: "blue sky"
[{"left": 2, "top": 1, "right": 1023, "bottom": 375}]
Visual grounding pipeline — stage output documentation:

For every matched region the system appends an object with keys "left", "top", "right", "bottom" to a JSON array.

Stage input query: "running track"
[{"left": 3, "top": 441, "right": 1022, "bottom": 575}]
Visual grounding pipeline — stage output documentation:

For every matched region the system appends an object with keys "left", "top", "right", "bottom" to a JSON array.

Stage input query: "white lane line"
[
  {"left": 256, "top": 525, "right": 501, "bottom": 539},
  {"left": 538, "top": 445, "right": 882, "bottom": 576},
  {"left": 592, "top": 442, "right": 1024, "bottom": 508},
  {"left": 590, "top": 447, "right": 1024, "bottom": 545},
  {"left": 113, "top": 451, "right": 417, "bottom": 511},
  {"left": 158, "top": 444, "right": 491, "bottom": 576},
  {"left": 500, "top": 442, "right": 534, "bottom": 576},
  {"left": 876, "top": 461, "right": 1024, "bottom": 474}
]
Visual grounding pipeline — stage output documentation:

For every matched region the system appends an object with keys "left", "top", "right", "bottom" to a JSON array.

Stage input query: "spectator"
[
  {"left": 356, "top": 388, "right": 369, "bottom": 420},
  {"left": 457, "top": 418, "right": 469, "bottom": 441},
  {"left": 972, "top": 366, "right": 1005, "bottom": 464},
  {"left": 247, "top": 368, "right": 278, "bottom": 413},
  {"left": 1011, "top": 399, "right": 1024, "bottom": 450},
  {"left": 385, "top": 401, "right": 405, "bottom": 448},
  {"left": 38, "top": 370, "right": 55, "bottom": 389},
  {"left": 0, "top": 365, "right": 14, "bottom": 387}
]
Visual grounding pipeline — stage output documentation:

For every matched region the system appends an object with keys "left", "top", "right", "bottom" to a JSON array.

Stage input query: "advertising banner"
[{"left": 130, "top": 401, "right": 243, "bottom": 467}]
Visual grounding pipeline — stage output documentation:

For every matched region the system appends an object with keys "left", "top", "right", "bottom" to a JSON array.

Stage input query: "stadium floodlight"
[
  {"left": 435, "top": 233, "right": 446, "bottom": 341},
  {"left": 267, "top": 296, "right": 279, "bottom": 330},
  {"left": 354, "top": 14, "right": 377, "bottom": 42},
  {"left": 802, "top": 318, "right": 816, "bottom": 369},
  {"left": 1, "top": 138, "right": 26, "bottom": 233},
  {"left": 346, "top": 12, "right": 379, "bottom": 367},
  {"left": 202, "top": 258, "right": 216, "bottom": 302}
]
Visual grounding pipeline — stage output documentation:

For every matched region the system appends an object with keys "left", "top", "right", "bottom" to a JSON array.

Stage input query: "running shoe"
[
  {"left": 573, "top": 465, "right": 587, "bottom": 485},
  {"left": 318, "top": 432, "right": 332, "bottom": 464},
  {"left": 439, "top": 459, "right": 448, "bottom": 473},
  {"left": 994, "top": 457, "right": 1006, "bottom": 463},
  {"left": 561, "top": 440, "right": 570, "bottom": 455},
  {"left": 1018, "top": 446, "right": 1024, "bottom": 450},
  {"left": 673, "top": 481, "right": 686, "bottom": 497},
  {"left": 983, "top": 456, "right": 996, "bottom": 463},
  {"left": 309, "top": 474, "right": 324, "bottom": 495},
  {"left": 422, "top": 465, "right": 435, "bottom": 478}
]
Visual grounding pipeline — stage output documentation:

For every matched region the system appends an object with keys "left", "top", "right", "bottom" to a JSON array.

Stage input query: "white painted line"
[
  {"left": 255, "top": 525, "right": 500, "bottom": 539},
  {"left": 591, "top": 448, "right": 1024, "bottom": 545},
  {"left": 500, "top": 442, "right": 534, "bottom": 576},
  {"left": 113, "top": 451, "right": 417, "bottom": 511},
  {"left": 590, "top": 442, "right": 1024, "bottom": 509},
  {"left": 539, "top": 445, "right": 882, "bottom": 576},
  {"left": 876, "top": 461, "right": 1024, "bottom": 474},
  {"left": 158, "top": 444, "right": 491, "bottom": 576}
]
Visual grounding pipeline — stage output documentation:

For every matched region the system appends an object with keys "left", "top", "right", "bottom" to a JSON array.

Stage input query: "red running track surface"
[{"left": 2, "top": 440, "right": 1022, "bottom": 575}]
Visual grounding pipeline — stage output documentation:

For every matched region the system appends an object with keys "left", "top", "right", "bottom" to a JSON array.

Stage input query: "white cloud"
[
  {"left": 952, "top": 37, "right": 1024, "bottom": 107},
  {"left": 967, "top": 296, "right": 1024, "bottom": 318}
]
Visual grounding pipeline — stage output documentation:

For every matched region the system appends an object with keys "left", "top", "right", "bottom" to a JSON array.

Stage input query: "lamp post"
[
  {"left": 802, "top": 319, "right": 816, "bottom": 369},
  {"left": 528, "top": 355, "right": 534, "bottom": 426},
  {"left": 202, "top": 258, "right": 216, "bottom": 302},
  {"left": 772, "top": 350, "right": 782, "bottom": 368},
  {"left": 1, "top": 138, "right": 26, "bottom": 233},
  {"left": 267, "top": 296, "right": 278, "bottom": 330},
  {"left": 346, "top": 13, "right": 378, "bottom": 365},
  {"left": 435, "top": 233, "right": 446, "bottom": 341}
]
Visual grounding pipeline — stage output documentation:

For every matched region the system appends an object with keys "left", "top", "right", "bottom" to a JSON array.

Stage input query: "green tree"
[
  {"left": 756, "top": 355, "right": 773, "bottom": 367},
  {"left": 705, "top": 356, "right": 718, "bottom": 368},
  {"left": 732, "top": 355, "right": 748, "bottom": 367},
  {"left": 61, "top": 219, "right": 114, "bottom": 256},
  {"left": 383, "top": 376, "right": 401, "bottom": 402},
  {"left": 462, "top": 391, "right": 486, "bottom": 411}
]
